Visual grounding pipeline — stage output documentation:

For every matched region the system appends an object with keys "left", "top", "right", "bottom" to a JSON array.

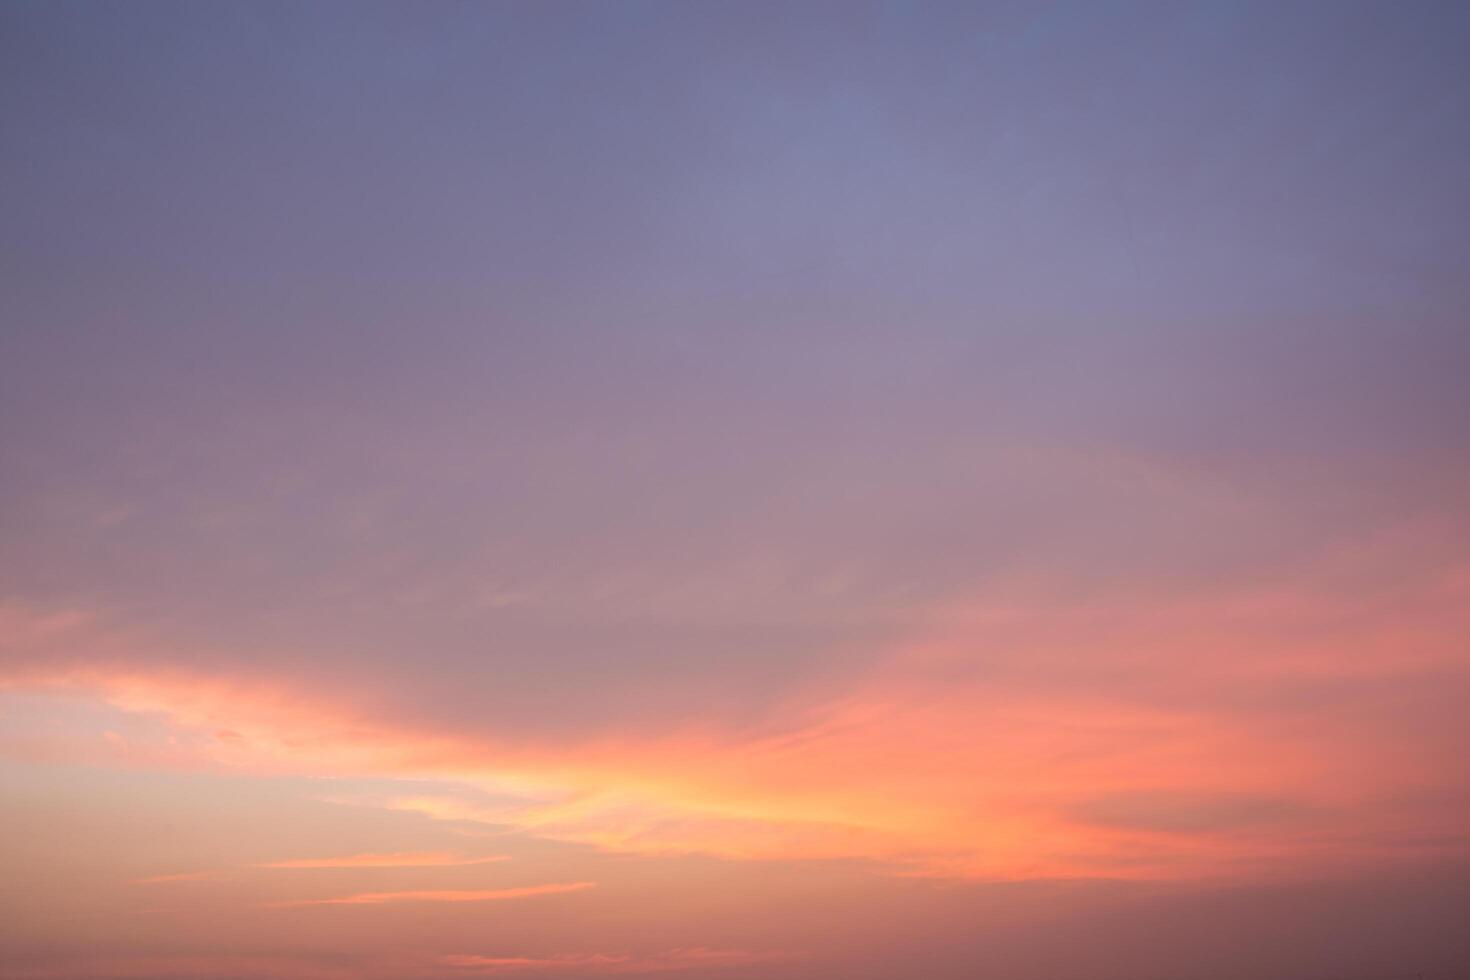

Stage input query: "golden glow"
[{"left": 4, "top": 557, "right": 1468, "bottom": 887}]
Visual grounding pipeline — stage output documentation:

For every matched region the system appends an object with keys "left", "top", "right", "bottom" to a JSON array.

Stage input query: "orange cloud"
[
  {"left": 258, "top": 852, "right": 508, "bottom": 869},
  {"left": 3, "top": 555, "right": 1468, "bottom": 884},
  {"left": 267, "top": 881, "right": 598, "bottom": 907}
]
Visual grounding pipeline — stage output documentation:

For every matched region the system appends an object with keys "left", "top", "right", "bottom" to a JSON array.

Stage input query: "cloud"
[
  {"left": 3, "top": 547, "right": 1468, "bottom": 884},
  {"left": 0, "top": 955, "right": 363, "bottom": 980},
  {"left": 437, "top": 948, "right": 797, "bottom": 974},
  {"left": 257, "top": 852, "right": 508, "bottom": 869},
  {"left": 266, "top": 882, "right": 597, "bottom": 908}
]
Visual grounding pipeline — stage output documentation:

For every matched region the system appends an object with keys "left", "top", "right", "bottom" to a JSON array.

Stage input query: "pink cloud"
[
  {"left": 257, "top": 851, "right": 508, "bottom": 869},
  {"left": 267, "top": 881, "right": 597, "bottom": 908},
  {"left": 3, "top": 548, "right": 1468, "bottom": 884},
  {"left": 438, "top": 948, "right": 798, "bottom": 974}
]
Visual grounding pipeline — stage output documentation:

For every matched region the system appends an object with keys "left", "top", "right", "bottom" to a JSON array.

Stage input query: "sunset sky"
[{"left": 3, "top": 2, "right": 1469, "bottom": 978}]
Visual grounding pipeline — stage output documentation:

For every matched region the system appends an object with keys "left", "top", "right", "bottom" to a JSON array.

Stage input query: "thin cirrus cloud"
[
  {"left": 437, "top": 948, "right": 798, "bottom": 975},
  {"left": 257, "top": 852, "right": 509, "bottom": 869},
  {"left": 132, "top": 854, "right": 506, "bottom": 885},
  {"left": 266, "top": 882, "right": 598, "bottom": 908},
  {"left": 0, "top": 955, "right": 369, "bottom": 980}
]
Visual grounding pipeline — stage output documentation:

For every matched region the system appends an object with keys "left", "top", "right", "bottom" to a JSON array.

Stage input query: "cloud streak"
[
  {"left": 266, "top": 882, "right": 598, "bottom": 908},
  {"left": 257, "top": 852, "right": 508, "bottom": 869},
  {"left": 438, "top": 948, "right": 798, "bottom": 975}
]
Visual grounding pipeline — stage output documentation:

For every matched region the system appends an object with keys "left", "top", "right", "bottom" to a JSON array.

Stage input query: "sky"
[{"left": 2, "top": 1, "right": 1469, "bottom": 978}]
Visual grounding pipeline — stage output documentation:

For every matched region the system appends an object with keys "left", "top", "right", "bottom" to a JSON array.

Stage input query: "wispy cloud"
[
  {"left": 0, "top": 954, "right": 365, "bottom": 979},
  {"left": 438, "top": 948, "right": 797, "bottom": 974},
  {"left": 258, "top": 851, "right": 508, "bottom": 869},
  {"left": 267, "top": 882, "right": 597, "bottom": 908}
]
